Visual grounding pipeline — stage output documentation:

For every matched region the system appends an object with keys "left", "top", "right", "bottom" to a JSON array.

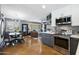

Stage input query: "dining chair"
[
  {"left": 15, "top": 34, "right": 25, "bottom": 44},
  {"left": 3, "top": 32, "right": 11, "bottom": 47}
]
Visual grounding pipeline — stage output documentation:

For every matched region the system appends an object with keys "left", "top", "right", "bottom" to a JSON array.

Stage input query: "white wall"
[{"left": 51, "top": 5, "right": 79, "bottom": 26}]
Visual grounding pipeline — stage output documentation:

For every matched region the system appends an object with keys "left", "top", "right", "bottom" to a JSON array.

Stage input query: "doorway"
[{"left": 22, "top": 24, "right": 28, "bottom": 36}]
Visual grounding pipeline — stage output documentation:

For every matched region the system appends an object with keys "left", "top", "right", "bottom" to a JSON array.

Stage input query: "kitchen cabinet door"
[
  {"left": 44, "top": 37, "right": 51, "bottom": 46},
  {"left": 39, "top": 33, "right": 54, "bottom": 47},
  {"left": 70, "top": 38, "right": 79, "bottom": 55},
  {"left": 42, "top": 34, "right": 54, "bottom": 47}
]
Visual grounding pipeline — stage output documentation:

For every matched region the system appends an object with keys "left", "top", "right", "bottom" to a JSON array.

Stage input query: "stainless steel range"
[{"left": 54, "top": 35, "right": 70, "bottom": 55}]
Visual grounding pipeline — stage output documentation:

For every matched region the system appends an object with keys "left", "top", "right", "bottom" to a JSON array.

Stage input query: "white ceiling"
[{"left": 1, "top": 4, "right": 69, "bottom": 22}]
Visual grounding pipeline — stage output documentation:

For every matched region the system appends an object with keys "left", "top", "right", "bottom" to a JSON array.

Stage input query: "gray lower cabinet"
[
  {"left": 39, "top": 33, "right": 54, "bottom": 47},
  {"left": 70, "top": 37, "right": 79, "bottom": 55}
]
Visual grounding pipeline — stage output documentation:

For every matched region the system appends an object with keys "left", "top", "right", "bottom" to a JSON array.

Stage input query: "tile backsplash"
[
  {"left": 56, "top": 25, "right": 72, "bottom": 31},
  {"left": 55, "top": 25, "right": 79, "bottom": 35},
  {"left": 42, "top": 24, "right": 79, "bottom": 35},
  {"left": 72, "top": 26, "right": 79, "bottom": 34},
  {"left": 55, "top": 25, "right": 72, "bottom": 34},
  {"left": 47, "top": 25, "right": 56, "bottom": 32}
]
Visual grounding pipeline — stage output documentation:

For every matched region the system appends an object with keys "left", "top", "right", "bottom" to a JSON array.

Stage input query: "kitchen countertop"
[
  {"left": 53, "top": 34, "right": 79, "bottom": 40},
  {"left": 53, "top": 34, "right": 71, "bottom": 39},
  {"left": 39, "top": 32, "right": 79, "bottom": 39},
  {"left": 39, "top": 32, "right": 55, "bottom": 34},
  {"left": 39, "top": 32, "right": 71, "bottom": 39},
  {"left": 70, "top": 34, "right": 79, "bottom": 39}
]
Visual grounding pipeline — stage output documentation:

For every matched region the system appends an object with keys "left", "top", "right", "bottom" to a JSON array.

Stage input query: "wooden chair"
[{"left": 30, "top": 31, "right": 38, "bottom": 38}]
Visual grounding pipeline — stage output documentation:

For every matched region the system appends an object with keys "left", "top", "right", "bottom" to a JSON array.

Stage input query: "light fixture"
[{"left": 42, "top": 5, "right": 46, "bottom": 9}]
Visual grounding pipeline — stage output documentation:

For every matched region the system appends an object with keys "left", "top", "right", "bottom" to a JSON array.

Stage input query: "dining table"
[
  {"left": 9, "top": 32, "right": 20, "bottom": 36},
  {"left": 9, "top": 32, "right": 21, "bottom": 45}
]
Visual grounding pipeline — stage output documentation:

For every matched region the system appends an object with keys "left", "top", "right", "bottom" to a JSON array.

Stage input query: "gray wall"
[{"left": 72, "top": 26, "right": 79, "bottom": 34}]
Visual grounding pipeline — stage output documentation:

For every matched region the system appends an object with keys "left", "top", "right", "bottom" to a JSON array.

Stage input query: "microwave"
[
  {"left": 67, "top": 17, "right": 71, "bottom": 22},
  {"left": 63, "top": 16, "right": 71, "bottom": 22},
  {"left": 56, "top": 16, "right": 71, "bottom": 25}
]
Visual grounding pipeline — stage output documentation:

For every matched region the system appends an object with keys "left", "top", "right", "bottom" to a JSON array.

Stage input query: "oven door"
[{"left": 54, "top": 36, "right": 70, "bottom": 55}]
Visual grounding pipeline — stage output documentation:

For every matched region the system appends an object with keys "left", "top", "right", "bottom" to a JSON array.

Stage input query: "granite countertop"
[
  {"left": 39, "top": 32, "right": 79, "bottom": 39},
  {"left": 53, "top": 34, "right": 71, "bottom": 39},
  {"left": 53, "top": 34, "right": 79, "bottom": 39},
  {"left": 39, "top": 32, "right": 55, "bottom": 34},
  {"left": 70, "top": 34, "right": 79, "bottom": 39}
]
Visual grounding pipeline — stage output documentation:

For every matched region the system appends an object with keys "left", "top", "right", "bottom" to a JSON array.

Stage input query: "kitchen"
[
  {"left": 38, "top": 4, "right": 79, "bottom": 55},
  {"left": 0, "top": 4, "right": 79, "bottom": 55}
]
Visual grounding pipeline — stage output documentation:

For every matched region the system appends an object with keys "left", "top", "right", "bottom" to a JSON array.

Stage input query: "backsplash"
[
  {"left": 55, "top": 25, "right": 79, "bottom": 35},
  {"left": 56, "top": 25, "right": 72, "bottom": 30},
  {"left": 55, "top": 25, "right": 72, "bottom": 34},
  {"left": 72, "top": 26, "right": 79, "bottom": 34},
  {"left": 47, "top": 25, "right": 56, "bottom": 32}
]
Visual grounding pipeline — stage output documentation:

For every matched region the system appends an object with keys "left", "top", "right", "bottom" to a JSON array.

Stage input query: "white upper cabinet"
[{"left": 51, "top": 5, "right": 79, "bottom": 26}]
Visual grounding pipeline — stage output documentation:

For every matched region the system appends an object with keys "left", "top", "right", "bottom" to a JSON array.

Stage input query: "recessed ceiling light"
[{"left": 42, "top": 5, "right": 46, "bottom": 9}]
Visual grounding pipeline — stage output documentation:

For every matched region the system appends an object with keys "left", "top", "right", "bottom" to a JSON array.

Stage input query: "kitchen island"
[{"left": 39, "top": 32, "right": 55, "bottom": 47}]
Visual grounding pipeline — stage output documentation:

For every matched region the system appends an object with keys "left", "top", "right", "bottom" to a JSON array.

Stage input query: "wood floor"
[{"left": 2, "top": 36, "right": 62, "bottom": 55}]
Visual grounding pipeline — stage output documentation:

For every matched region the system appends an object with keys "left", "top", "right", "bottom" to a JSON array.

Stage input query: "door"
[{"left": 22, "top": 24, "right": 28, "bottom": 36}]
